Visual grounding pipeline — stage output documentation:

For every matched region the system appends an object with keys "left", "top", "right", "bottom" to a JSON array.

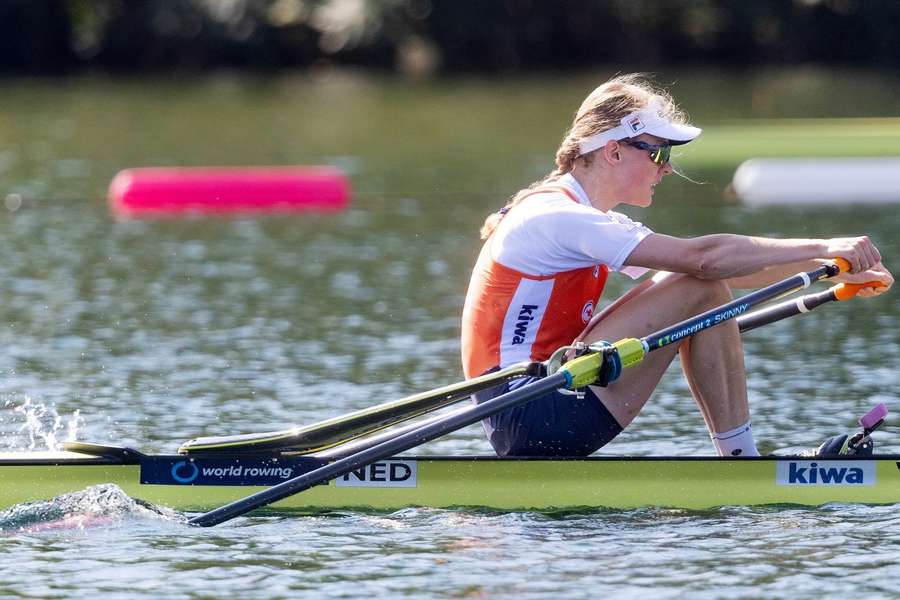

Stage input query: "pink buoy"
[{"left": 108, "top": 166, "right": 349, "bottom": 219}]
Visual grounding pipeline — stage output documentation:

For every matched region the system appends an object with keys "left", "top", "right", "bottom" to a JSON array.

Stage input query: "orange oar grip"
[
  {"left": 833, "top": 281, "right": 887, "bottom": 301},
  {"left": 832, "top": 257, "right": 852, "bottom": 273}
]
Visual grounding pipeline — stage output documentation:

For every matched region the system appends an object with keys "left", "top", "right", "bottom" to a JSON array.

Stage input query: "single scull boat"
[{"left": 0, "top": 262, "right": 892, "bottom": 521}]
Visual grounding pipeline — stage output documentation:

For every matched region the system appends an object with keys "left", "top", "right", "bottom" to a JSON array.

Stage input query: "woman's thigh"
[{"left": 582, "top": 273, "right": 734, "bottom": 426}]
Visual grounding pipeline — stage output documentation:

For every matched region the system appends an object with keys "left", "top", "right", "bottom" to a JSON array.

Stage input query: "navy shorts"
[{"left": 472, "top": 373, "right": 624, "bottom": 457}]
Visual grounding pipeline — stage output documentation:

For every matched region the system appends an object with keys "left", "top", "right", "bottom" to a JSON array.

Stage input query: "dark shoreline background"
[{"left": 3, "top": 0, "right": 899, "bottom": 77}]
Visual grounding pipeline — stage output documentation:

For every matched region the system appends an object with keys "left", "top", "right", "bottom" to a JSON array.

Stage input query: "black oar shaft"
[
  {"left": 643, "top": 264, "right": 836, "bottom": 351},
  {"left": 189, "top": 371, "right": 569, "bottom": 527},
  {"left": 737, "top": 288, "right": 837, "bottom": 333},
  {"left": 318, "top": 407, "right": 464, "bottom": 459}
]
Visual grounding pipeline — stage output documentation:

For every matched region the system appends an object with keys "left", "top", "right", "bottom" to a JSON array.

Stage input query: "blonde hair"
[{"left": 480, "top": 73, "right": 690, "bottom": 239}]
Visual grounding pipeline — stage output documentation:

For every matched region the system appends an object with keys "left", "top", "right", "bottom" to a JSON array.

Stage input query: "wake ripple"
[{"left": 0, "top": 484, "right": 184, "bottom": 533}]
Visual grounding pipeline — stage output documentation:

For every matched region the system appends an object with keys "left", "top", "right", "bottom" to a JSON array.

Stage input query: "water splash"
[
  {"left": 0, "top": 484, "right": 185, "bottom": 533},
  {"left": 1, "top": 396, "right": 84, "bottom": 451}
]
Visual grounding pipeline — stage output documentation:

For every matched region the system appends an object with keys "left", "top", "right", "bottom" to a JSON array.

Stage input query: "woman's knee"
[{"left": 662, "top": 273, "right": 732, "bottom": 310}]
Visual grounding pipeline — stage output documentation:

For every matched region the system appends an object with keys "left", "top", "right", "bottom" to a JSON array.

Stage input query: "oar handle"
[
  {"left": 833, "top": 257, "right": 852, "bottom": 273},
  {"left": 833, "top": 281, "right": 887, "bottom": 301},
  {"left": 736, "top": 279, "right": 883, "bottom": 333}
]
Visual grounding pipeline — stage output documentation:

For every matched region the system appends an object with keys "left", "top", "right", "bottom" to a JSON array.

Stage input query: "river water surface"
[{"left": 0, "top": 69, "right": 899, "bottom": 598}]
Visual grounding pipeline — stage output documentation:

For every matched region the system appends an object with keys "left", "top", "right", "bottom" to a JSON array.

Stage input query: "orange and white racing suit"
[{"left": 460, "top": 173, "right": 652, "bottom": 456}]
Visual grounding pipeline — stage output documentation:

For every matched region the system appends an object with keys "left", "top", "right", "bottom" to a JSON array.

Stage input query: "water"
[
  {"left": 3, "top": 503, "right": 900, "bottom": 598},
  {"left": 1, "top": 68, "right": 899, "bottom": 598}
]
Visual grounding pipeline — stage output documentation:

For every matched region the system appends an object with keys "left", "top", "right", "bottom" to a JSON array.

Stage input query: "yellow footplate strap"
[{"left": 613, "top": 338, "right": 645, "bottom": 369}]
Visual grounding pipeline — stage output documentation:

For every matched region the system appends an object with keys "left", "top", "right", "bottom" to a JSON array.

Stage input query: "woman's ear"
[{"left": 602, "top": 140, "right": 621, "bottom": 164}]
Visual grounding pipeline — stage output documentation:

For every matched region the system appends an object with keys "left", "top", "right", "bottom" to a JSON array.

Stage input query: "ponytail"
[
  {"left": 479, "top": 145, "right": 581, "bottom": 240},
  {"left": 479, "top": 73, "right": 685, "bottom": 240}
]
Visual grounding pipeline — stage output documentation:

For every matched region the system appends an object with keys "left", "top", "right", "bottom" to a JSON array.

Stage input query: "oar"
[
  {"left": 737, "top": 281, "right": 886, "bottom": 333},
  {"left": 597, "top": 260, "right": 849, "bottom": 374},
  {"left": 178, "top": 361, "right": 539, "bottom": 454},
  {"left": 188, "top": 261, "right": 847, "bottom": 527},
  {"left": 322, "top": 277, "right": 882, "bottom": 460}
]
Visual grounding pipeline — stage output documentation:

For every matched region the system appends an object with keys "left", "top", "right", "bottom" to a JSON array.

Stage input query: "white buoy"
[{"left": 732, "top": 158, "right": 900, "bottom": 206}]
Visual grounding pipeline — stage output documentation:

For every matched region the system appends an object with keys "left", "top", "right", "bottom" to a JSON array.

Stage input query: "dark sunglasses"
[{"left": 620, "top": 140, "right": 671, "bottom": 165}]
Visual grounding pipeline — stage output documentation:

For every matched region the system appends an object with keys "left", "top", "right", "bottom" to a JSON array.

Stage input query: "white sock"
[{"left": 711, "top": 421, "right": 760, "bottom": 457}]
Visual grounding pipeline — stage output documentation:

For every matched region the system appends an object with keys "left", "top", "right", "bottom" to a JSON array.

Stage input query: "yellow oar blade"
[{"left": 178, "top": 363, "right": 533, "bottom": 454}]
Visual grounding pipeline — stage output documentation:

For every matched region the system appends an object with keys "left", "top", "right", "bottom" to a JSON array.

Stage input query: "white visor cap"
[{"left": 578, "top": 105, "right": 702, "bottom": 156}]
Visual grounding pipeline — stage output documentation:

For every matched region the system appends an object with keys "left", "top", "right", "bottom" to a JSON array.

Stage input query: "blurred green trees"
[{"left": 2, "top": 0, "right": 898, "bottom": 76}]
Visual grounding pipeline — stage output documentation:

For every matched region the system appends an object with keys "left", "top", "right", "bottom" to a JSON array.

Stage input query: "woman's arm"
[{"left": 625, "top": 233, "right": 882, "bottom": 279}]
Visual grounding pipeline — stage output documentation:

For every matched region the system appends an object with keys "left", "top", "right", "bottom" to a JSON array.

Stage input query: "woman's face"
[{"left": 616, "top": 134, "right": 674, "bottom": 208}]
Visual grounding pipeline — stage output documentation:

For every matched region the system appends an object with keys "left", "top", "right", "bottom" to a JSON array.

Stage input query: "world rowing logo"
[
  {"left": 171, "top": 460, "right": 200, "bottom": 484},
  {"left": 141, "top": 458, "right": 311, "bottom": 487}
]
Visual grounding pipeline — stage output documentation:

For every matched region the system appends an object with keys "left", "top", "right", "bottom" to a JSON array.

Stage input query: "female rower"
[{"left": 461, "top": 73, "right": 893, "bottom": 458}]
